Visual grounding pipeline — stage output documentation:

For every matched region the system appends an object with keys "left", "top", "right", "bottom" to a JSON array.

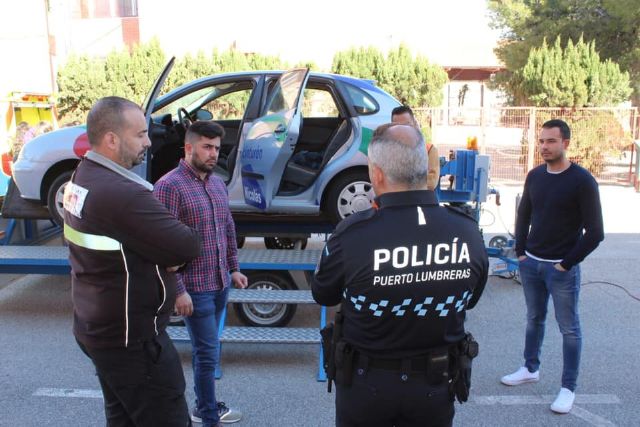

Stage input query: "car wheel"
[
  {"left": 264, "top": 236, "right": 308, "bottom": 250},
  {"left": 233, "top": 271, "right": 297, "bottom": 327},
  {"left": 325, "top": 170, "right": 374, "bottom": 224},
  {"left": 488, "top": 235, "right": 509, "bottom": 249},
  {"left": 47, "top": 171, "right": 74, "bottom": 227}
]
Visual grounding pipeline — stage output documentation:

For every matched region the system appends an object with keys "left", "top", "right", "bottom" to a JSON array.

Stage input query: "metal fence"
[{"left": 413, "top": 107, "right": 639, "bottom": 185}]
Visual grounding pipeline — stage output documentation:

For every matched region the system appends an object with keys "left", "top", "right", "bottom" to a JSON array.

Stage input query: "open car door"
[
  {"left": 141, "top": 57, "right": 175, "bottom": 181},
  {"left": 239, "top": 68, "right": 310, "bottom": 210}
]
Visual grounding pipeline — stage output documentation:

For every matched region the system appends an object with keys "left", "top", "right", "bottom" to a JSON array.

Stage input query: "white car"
[{"left": 12, "top": 60, "right": 401, "bottom": 232}]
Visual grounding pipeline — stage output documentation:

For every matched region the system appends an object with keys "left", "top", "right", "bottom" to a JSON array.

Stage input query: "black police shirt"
[{"left": 311, "top": 190, "right": 488, "bottom": 359}]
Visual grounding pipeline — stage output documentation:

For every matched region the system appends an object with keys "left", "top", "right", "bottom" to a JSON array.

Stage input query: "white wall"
[{"left": 0, "top": 0, "right": 53, "bottom": 95}]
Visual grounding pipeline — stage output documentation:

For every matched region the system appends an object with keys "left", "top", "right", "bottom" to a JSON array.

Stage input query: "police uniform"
[{"left": 312, "top": 190, "right": 488, "bottom": 427}]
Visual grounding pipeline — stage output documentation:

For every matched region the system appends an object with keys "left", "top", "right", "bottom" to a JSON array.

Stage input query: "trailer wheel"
[
  {"left": 264, "top": 236, "right": 308, "bottom": 250},
  {"left": 233, "top": 271, "right": 297, "bottom": 327},
  {"left": 47, "top": 171, "right": 73, "bottom": 227}
]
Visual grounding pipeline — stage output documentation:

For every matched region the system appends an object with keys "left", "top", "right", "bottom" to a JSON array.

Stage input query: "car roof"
[{"left": 171, "top": 70, "right": 381, "bottom": 91}]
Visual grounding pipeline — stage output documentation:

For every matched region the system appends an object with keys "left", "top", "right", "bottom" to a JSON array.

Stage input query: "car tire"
[
  {"left": 233, "top": 271, "right": 297, "bottom": 327},
  {"left": 47, "top": 171, "right": 74, "bottom": 227},
  {"left": 488, "top": 235, "right": 509, "bottom": 249},
  {"left": 324, "top": 170, "right": 374, "bottom": 225},
  {"left": 263, "top": 236, "right": 308, "bottom": 250}
]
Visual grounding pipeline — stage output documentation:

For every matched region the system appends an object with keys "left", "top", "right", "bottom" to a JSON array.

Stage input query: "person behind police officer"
[
  {"left": 391, "top": 106, "right": 440, "bottom": 191},
  {"left": 64, "top": 96, "right": 201, "bottom": 427},
  {"left": 311, "top": 124, "right": 488, "bottom": 427}
]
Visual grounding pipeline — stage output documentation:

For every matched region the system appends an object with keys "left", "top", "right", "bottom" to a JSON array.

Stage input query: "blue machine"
[
  {"left": 437, "top": 149, "right": 490, "bottom": 217},
  {"left": 436, "top": 149, "right": 518, "bottom": 278}
]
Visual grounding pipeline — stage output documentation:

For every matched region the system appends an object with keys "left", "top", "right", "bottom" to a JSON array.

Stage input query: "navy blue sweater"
[{"left": 515, "top": 163, "right": 604, "bottom": 270}]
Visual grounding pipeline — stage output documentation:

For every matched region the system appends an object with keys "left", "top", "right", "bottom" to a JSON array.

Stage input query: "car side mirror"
[{"left": 195, "top": 109, "right": 213, "bottom": 121}]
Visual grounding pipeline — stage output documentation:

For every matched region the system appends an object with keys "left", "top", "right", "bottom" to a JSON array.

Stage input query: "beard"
[
  {"left": 117, "top": 139, "right": 147, "bottom": 170},
  {"left": 131, "top": 150, "right": 146, "bottom": 166},
  {"left": 191, "top": 155, "right": 216, "bottom": 174}
]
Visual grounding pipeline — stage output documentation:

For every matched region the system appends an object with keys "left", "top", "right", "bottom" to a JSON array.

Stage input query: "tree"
[
  {"left": 56, "top": 54, "right": 110, "bottom": 122},
  {"left": 332, "top": 46, "right": 385, "bottom": 80},
  {"left": 487, "top": 0, "right": 640, "bottom": 105},
  {"left": 57, "top": 42, "right": 293, "bottom": 123},
  {"left": 57, "top": 39, "right": 166, "bottom": 122},
  {"left": 515, "top": 36, "right": 631, "bottom": 107},
  {"left": 331, "top": 44, "right": 448, "bottom": 107}
]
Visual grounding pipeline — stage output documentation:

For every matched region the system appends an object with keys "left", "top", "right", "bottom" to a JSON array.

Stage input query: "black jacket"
[
  {"left": 312, "top": 190, "right": 488, "bottom": 358},
  {"left": 65, "top": 152, "right": 201, "bottom": 349}
]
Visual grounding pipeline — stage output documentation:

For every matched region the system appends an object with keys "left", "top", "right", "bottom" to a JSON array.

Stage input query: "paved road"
[{"left": 0, "top": 185, "right": 638, "bottom": 426}]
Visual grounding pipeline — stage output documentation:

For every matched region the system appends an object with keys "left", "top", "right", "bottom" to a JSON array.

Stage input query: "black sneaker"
[
  {"left": 217, "top": 402, "right": 242, "bottom": 424},
  {"left": 191, "top": 404, "right": 242, "bottom": 425}
]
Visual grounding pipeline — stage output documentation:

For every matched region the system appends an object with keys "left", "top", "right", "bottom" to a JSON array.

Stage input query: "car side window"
[
  {"left": 343, "top": 83, "right": 378, "bottom": 115},
  {"left": 301, "top": 88, "right": 339, "bottom": 118},
  {"left": 201, "top": 89, "right": 252, "bottom": 120}
]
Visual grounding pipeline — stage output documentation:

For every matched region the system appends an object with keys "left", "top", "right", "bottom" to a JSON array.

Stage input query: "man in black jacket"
[
  {"left": 312, "top": 124, "right": 488, "bottom": 427},
  {"left": 64, "top": 96, "right": 201, "bottom": 426}
]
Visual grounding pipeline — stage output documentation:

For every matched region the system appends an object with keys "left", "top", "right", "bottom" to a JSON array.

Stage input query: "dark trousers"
[
  {"left": 77, "top": 331, "right": 191, "bottom": 427},
  {"left": 335, "top": 366, "right": 454, "bottom": 427}
]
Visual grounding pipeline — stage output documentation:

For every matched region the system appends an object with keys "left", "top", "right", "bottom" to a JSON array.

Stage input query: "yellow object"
[{"left": 466, "top": 136, "right": 478, "bottom": 151}]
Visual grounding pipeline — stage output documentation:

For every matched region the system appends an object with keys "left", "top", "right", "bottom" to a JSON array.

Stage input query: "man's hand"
[
  {"left": 518, "top": 255, "right": 527, "bottom": 261},
  {"left": 231, "top": 271, "right": 248, "bottom": 289},
  {"left": 554, "top": 263, "right": 567, "bottom": 272},
  {"left": 175, "top": 292, "right": 193, "bottom": 317}
]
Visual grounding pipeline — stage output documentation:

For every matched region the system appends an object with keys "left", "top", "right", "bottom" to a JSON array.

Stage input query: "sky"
[
  {"left": 139, "top": 0, "right": 502, "bottom": 69},
  {"left": 0, "top": 0, "right": 503, "bottom": 95}
]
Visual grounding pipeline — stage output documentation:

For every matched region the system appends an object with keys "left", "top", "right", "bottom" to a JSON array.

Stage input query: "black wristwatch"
[{"left": 230, "top": 268, "right": 239, "bottom": 274}]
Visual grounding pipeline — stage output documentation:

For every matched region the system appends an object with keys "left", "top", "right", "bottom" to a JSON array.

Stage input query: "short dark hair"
[
  {"left": 185, "top": 120, "right": 225, "bottom": 143},
  {"left": 86, "top": 96, "right": 141, "bottom": 147},
  {"left": 391, "top": 105, "right": 414, "bottom": 118},
  {"left": 542, "top": 119, "right": 571, "bottom": 140}
]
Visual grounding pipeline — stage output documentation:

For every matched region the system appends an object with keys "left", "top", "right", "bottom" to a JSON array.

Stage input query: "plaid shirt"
[{"left": 154, "top": 160, "right": 239, "bottom": 294}]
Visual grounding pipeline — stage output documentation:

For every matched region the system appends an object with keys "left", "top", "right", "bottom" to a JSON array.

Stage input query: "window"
[
  {"left": 201, "top": 89, "right": 252, "bottom": 121},
  {"left": 301, "top": 88, "right": 339, "bottom": 118},
  {"left": 117, "top": 0, "right": 137, "bottom": 17},
  {"left": 154, "top": 82, "right": 253, "bottom": 121},
  {"left": 75, "top": 0, "right": 138, "bottom": 18},
  {"left": 343, "top": 83, "right": 378, "bottom": 115},
  {"left": 265, "top": 70, "right": 306, "bottom": 116}
]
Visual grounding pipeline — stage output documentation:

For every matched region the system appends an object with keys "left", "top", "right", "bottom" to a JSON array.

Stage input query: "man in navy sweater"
[{"left": 501, "top": 119, "right": 604, "bottom": 414}]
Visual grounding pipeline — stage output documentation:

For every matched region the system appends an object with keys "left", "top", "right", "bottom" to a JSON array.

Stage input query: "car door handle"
[{"left": 274, "top": 124, "right": 286, "bottom": 134}]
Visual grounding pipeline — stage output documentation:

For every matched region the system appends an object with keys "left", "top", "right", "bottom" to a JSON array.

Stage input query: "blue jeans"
[
  {"left": 184, "top": 287, "right": 229, "bottom": 427},
  {"left": 519, "top": 257, "right": 581, "bottom": 391}
]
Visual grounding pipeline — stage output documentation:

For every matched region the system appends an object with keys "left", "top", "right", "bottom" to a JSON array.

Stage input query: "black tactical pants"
[
  {"left": 77, "top": 331, "right": 191, "bottom": 427},
  {"left": 335, "top": 365, "right": 454, "bottom": 427}
]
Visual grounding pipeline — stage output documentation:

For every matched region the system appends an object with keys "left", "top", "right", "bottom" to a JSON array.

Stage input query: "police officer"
[{"left": 312, "top": 124, "right": 488, "bottom": 427}]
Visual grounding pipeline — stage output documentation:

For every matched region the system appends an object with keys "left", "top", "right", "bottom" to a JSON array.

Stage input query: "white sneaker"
[
  {"left": 500, "top": 367, "right": 539, "bottom": 386},
  {"left": 550, "top": 388, "right": 575, "bottom": 414}
]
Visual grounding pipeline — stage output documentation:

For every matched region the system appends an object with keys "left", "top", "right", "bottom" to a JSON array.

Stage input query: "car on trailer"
[{"left": 11, "top": 60, "right": 400, "bottom": 233}]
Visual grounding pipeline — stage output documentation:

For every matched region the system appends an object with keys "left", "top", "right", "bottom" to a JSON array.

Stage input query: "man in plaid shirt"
[{"left": 154, "top": 120, "right": 248, "bottom": 427}]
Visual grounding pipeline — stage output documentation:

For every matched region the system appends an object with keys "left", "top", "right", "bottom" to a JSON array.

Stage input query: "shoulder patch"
[
  {"left": 63, "top": 182, "right": 89, "bottom": 219},
  {"left": 445, "top": 204, "right": 478, "bottom": 223}
]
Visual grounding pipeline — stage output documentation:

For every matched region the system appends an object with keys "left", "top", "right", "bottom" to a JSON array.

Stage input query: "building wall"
[{"left": 0, "top": 0, "right": 53, "bottom": 95}]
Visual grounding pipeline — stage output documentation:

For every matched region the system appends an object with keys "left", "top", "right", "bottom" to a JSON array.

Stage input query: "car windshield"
[{"left": 154, "top": 85, "right": 229, "bottom": 117}]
